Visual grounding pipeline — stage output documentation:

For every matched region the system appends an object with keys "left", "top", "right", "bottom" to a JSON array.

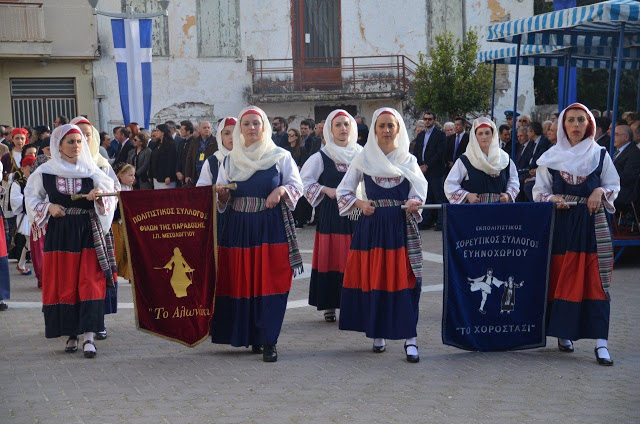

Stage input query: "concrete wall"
[
  {"left": 467, "top": 0, "right": 535, "bottom": 127},
  {"left": 90, "top": 0, "right": 534, "bottom": 133}
]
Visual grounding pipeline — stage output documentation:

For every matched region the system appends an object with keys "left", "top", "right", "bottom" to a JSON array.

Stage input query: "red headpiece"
[
  {"left": 475, "top": 123, "right": 493, "bottom": 132},
  {"left": 332, "top": 111, "right": 350, "bottom": 120},
  {"left": 63, "top": 128, "right": 82, "bottom": 138},
  {"left": 241, "top": 109, "right": 262, "bottom": 119},
  {"left": 224, "top": 117, "right": 237, "bottom": 127},
  {"left": 379, "top": 111, "right": 395, "bottom": 116},
  {"left": 21, "top": 155, "right": 36, "bottom": 168},
  {"left": 10, "top": 128, "right": 29, "bottom": 138},
  {"left": 73, "top": 118, "right": 91, "bottom": 126}
]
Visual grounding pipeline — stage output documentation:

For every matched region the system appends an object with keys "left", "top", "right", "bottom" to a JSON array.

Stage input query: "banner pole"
[{"left": 401, "top": 202, "right": 579, "bottom": 210}]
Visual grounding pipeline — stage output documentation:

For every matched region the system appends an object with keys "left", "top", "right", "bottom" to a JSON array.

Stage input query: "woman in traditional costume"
[
  {"left": 25, "top": 124, "right": 117, "bottom": 358},
  {"left": 70, "top": 117, "right": 120, "bottom": 340},
  {"left": 197, "top": 117, "right": 236, "bottom": 236},
  {"left": 444, "top": 117, "right": 519, "bottom": 204},
  {"left": 212, "top": 106, "right": 303, "bottom": 362},
  {"left": 197, "top": 117, "right": 236, "bottom": 187},
  {"left": 0, "top": 160, "right": 10, "bottom": 311},
  {"left": 336, "top": 108, "right": 427, "bottom": 363},
  {"left": 300, "top": 109, "right": 361, "bottom": 322},
  {"left": 533, "top": 103, "right": 619, "bottom": 366},
  {"left": 10, "top": 155, "right": 38, "bottom": 276}
]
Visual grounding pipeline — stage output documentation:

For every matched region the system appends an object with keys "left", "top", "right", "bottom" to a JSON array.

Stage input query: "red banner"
[{"left": 120, "top": 187, "right": 217, "bottom": 346}]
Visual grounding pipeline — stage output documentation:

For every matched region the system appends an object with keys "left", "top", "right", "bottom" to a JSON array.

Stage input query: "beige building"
[{"left": 0, "top": 0, "right": 97, "bottom": 128}]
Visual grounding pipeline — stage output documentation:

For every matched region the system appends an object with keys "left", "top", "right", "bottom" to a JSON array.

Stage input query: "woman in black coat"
[
  {"left": 127, "top": 132, "right": 153, "bottom": 189},
  {"left": 150, "top": 124, "right": 177, "bottom": 189}
]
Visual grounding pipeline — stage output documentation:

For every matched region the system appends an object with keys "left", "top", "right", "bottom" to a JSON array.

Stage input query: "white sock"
[
  {"left": 405, "top": 337, "right": 418, "bottom": 356},
  {"left": 18, "top": 246, "right": 28, "bottom": 269},
  {"left": 559, "top": 338, "right": 573, "bottom": 347},
  {"left": 373, "top": 338, "right": 386, "bottom": 347},
  {"left": 596, "top": 339, "right": 610, "bottom": 359},
  {"left": 83, "top": 332, "right": 96, "bottom": 353}
]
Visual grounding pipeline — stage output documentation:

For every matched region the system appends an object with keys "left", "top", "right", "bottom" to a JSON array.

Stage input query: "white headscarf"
[
  {"left": 70, "top": 116, "right": 111, "bottom": 169},
  {"left": 536, "top": 103, "right": 602, "bottom": 178},
  {"left": 321, "top": 109, "right": 362, "bottom": 164},
  {"left": 464, "top": 117, "right": 510, "bottom": 175},
  {"left": 225, "top": 106, "right": 288, "bottom": 182},
  {"left": 30, "top": 124, "right": 115, "bottom": 231},
  {"left": 349, "top": 107, "right": 428, "bottom": 201},
  {"left": 213, "top": 117, "right": 237, "bottom": 163}
]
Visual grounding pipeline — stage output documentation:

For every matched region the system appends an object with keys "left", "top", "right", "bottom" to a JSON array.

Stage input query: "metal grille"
[
  {"left": 304, "top": 0, "right": 340, "bottom": 66},
  {"left": 12, "top": 99, "right": 44, "bottom": 129},
  {"left": 10, "top": 79, "right": 77, "bottom": 128},
  {"left": 46, "top": 98, "right": 77, "bottom": 127},
  {"left": 11, "top": 78, "right": 76, "bottom": 96}
]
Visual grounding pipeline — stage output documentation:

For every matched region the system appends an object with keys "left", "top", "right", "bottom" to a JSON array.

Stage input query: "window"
[
  {"left": 197, "top": 0, "right": 240, "bottom": 57},
  {"left": 122, "top": 0, "right": 169, "bottom": 56},
  {"left": 10, "top": 78, "right": 77, "bottom": 128}
]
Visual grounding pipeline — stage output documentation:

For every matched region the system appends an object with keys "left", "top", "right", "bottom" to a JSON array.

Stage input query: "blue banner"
[{"left": 442, "top": 203, "right": 554, "bottom": 351}]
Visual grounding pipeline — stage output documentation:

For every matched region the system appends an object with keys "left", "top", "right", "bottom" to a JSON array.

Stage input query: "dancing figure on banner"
[
  {"left": 158, "top": 247, "right": 195, "bottom": 298},
  {"left": 500, "top": 277, "right": 524, "bottom": 314},
  {"left": 467, "top": 268, "right": 505, "bottom": 314}
]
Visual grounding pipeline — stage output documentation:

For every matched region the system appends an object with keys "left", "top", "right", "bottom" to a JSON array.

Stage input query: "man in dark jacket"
[
  {"left": 184, "top": 121, "right": 216, "bottom": 185},
  {"left": 445, "top": 117, "right": 469, "bottom": 170},
  {"left": 613, "top": 125, "right": 640, "bottom": 208},
  {"left": 114, "top": 126, "right": 134, "bottom": 165},
  {"left": 271, "top": 117, "right": 289, "bottom": 147},
  {"left": 176, "top": 120, "right": 194, "bottom": 186},
  {"left": 301, "top": 119, "right": 321, "bottom": 156},
  {"left": 412, "top": 111, "right": 447, "bottom": 230}
]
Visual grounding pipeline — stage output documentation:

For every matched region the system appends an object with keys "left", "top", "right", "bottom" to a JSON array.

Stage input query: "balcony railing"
[
  {"left": 249, "top": 55, "right": 418, "bottom": 102},
  {"left": 0, "top": 2, "right": 45, "bottom": 42}
]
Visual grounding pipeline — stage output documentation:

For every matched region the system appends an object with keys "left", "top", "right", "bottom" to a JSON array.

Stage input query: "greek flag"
[{"left": 111, "top": 18, "right": 152, "bottom": 129}]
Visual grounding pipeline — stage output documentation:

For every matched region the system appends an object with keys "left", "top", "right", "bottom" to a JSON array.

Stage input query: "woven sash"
[
  {"left": 478, "top": 193, "right": 502, "bottom": 203},
  {"left": 560, "top": 195, "right": 613, "bottom": 295},
  {"left": 231, "top": 197, "right": 303, "bottom": 275},
  {"left": 371, "top": 199, "right": 422, "bottom": 280},
  {"left": 65, "top": 207, "right": 117, "bottom": 289}
]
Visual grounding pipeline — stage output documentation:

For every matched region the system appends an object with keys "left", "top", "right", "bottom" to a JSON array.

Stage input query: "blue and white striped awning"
[
  {"left": 477, "top": 45, "right": 640, "bottom": 70},
  {"left": 488, "top": 0, "right": 640, "bottom": 47}
]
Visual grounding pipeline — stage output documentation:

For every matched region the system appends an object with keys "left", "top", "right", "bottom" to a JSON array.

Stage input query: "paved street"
[{"left": 1, "top": 227, "right": 639, "bottom": 424}]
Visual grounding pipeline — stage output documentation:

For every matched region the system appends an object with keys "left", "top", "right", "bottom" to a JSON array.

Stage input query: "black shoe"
[
  {"left": 372, "top": 343, "right": 386, "bottom": 353},
  {"left": 478, "top": 308, "right": 486, "bottom": 314},
  {"left": 65, "top": 336, "right": 78, "bottom": 353},
  {"left": 404, "top": 342, "right": 419, "bottom": 363},
  {"left": 251, "top": 344, "right": 263, "bottom": 354},
  {"left": 323, "top": 310, "right": 336, "bottom": 322},
  {"left": 95, "top": 330, "right": 107, "bottom": 340},
  {"left": 557, "top": 339, "right": 574, "bottom": 353},
  {"left": 83, "top": 340, "right": 97, "bottom": 358},
  {"left": 263, "top": 344, "right": 277, "bottom": 362},
  {"left": 594, "top": 346, "right": 613, "bottom": 366},
  {"left": 0, "top": 301, "right": 7, "bottom": 311}
]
